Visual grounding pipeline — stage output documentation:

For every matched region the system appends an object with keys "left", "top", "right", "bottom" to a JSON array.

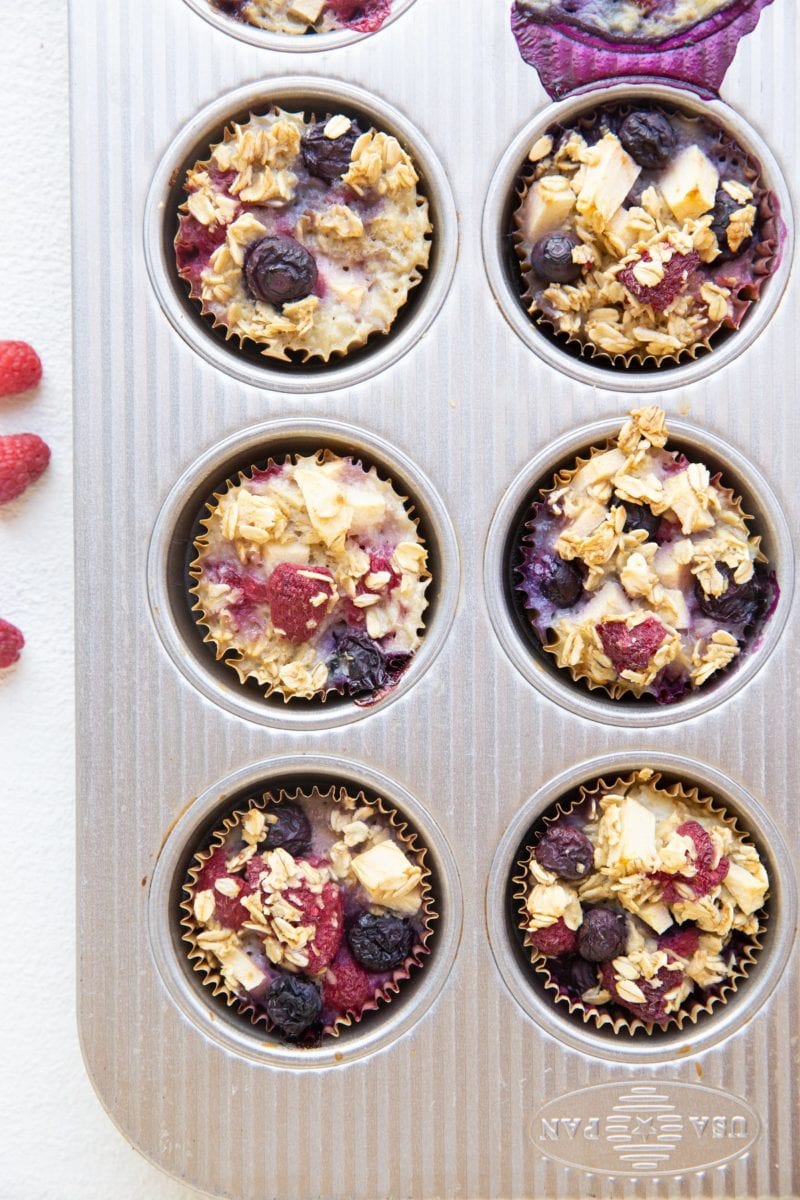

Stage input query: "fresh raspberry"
[
  {"left": 266, "top": 562, "right": 334, "bottom": 642},
  {"left": 597, "top": 616, "right": 667, "bottom": 674},
  {"left": 286, "top": 876, "right": 344, "bottom": 974},
  {"left": 658, "top": 927, "right": 700, "bottom": 960},
  {"left": 530, "top": 917, "right": 577, "bottom": 958},
  {"left": 618, "top": 250, "right": 700, "bottom": 312},
  {"left": 322, "top": 947, "right": 375, "bottom": 1016},
  {"left": 0, "top": 433, "right": 51, "bottom": 504},
  {"left": 0, "top": 619, "right": 24, "bottom": 668},
  {"left": 0, "top": 342, "right": 42, "bottom": 397},
  {"left": 195, "top": 849, "right": 252, "bottom": 930}
]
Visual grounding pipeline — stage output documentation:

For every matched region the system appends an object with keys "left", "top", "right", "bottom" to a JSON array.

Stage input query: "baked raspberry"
[
  {"left": 286, "top": 876, "right": 344, "bottom": 974},
  {"left": 196, "top": 849, "right": 252, "bottom": 929},
  {"left": 651, "top": 820, "right": 729, "bottom": 903},
  {"left": 658, "top": 927, "right": 700, "bottom": 959},
  {"left": 265, "top": 562, "right": 334, "bottom": 642},
  {"left": 597, "top": 617, "right": 667, "bottom": 674},
  {"left": 618, "top": 250, "right": 701, "bottom": 313},
  {"left": 530, "top": 918, "right": 577, "bottom": 957},
  {"left": 601, "top": 961, "right": 676, "bottom": 1024},
  {"left": 0, "top": 342, "right": 42, "bottom": 397},
  {"left": 0, "top": 619, "right": 24, "bottom": 668},
  {"left": 322, "top": 947, "right": 375, "bottom": 1015},
  {"left": 0, "top": 433, "right": 51, "bottom": 504}
]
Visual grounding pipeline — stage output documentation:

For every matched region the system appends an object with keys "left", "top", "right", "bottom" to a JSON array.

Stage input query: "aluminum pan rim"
[
  {"left": 181, "top": 0, "right": 418, "bottom": 52},
  {"left": 143, "top": 75, "right": 458, "bottom": 394},
  {"left": 148, "top": 755, "right": 464, "bottom": 1069},
  {"left": 146, "top": 416, "right": 461, "bottom": 730},
  {"left": 483, "top": 413, "right": 795, "bottom": 728},
  {"left": 485, "top": 751, "right": 798, "bottom": 1065},
  {"left": 481, "top": 79, "right": 794, "bottom": 394}
]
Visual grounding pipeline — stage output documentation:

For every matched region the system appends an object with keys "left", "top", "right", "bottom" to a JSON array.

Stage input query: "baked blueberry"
[
  {"left": 266, "top": 975, "right": 322, "bottom": 1038},
  {"left": 619, "top": 110, "right": 677, "bottom": 170},
  {"left": 694, "top": 564, "right": 766, "bottom": 627},
  {"left": 531, "top": 232, "right": 582, "bottom": 283},
  {"left": 710, "top": 187, "right": 754, "bottom": 261},
  {"left": 301, "top": 120, "right": 362, "bottom": 182},
  {"left": 622, "top": 503, "right": 660, "bottom": 539},
  {"left": 576, "top": 907, "right": 628, "bottom": 963},
  {"left": 535, "top": 825, "right": 595, "bottom": 881},
  {"left": 348, "top": 912, "right": 414, "bottom": 972},
  {"left": 263, "top": 801, "right": 313, "bottom": 857},
  {"left": 243, "top": 236, "right": 317, "bottom": 306}
]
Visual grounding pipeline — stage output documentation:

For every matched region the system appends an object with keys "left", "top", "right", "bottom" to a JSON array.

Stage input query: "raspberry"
[
  {"left": 0, "top": 433, "right": 51, "bottom": 504},
  {"left": 601, "top": 961, "right": 676, "bottom": 1024},
  {"left": 327, "top": 0, "right": 391, "bottom": 31},
  {"left": 204, "top": 561, "right": 270, "bottom": 604},
  {"left": 322, "top": 947, "right": 375, "bottom": 1016},
  {"left": 658, "top": 927, "right": 700, "bottom": 960},
  {"left": 597, "top": 616, "right": 667, "bottom": 674},
  {"left": 265, "top": 562, "right": 334, "bottom": 642},
  {"left": 0, "top": 342, "right": 42, "bottom": 397},
  {"left": 618, "top": 250, "right": 700, "bottom": 312},
  {"left": 530, "top": 917, "right": 577, "bottom": 957},
  {"left": 0, "top": 619, "right": 24, "bottom": 668},
  {"left": 651, "top": 820, "right": 729, "bottom": 904},
  {"left": 195, "top": 849, "right": 252, "bottom": 930},
  {"left": 286, "top": 877, "right": 344, "bottom": 974}
]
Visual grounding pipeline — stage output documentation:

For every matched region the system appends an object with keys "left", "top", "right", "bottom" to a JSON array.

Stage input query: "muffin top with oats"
[
  {"left": 192, "top": 452, "right": 429, "bottom": 702},
  {"left": 517, "top": 769, "right": 768, "bottom": 1029},
  {"left": 514, "top": 99, "right": 774, "bottom": 366},
  {"left": 211, "top": 0, "right": 393, "bottom": 36},
  {"left": 516, "top": 407, "right": 775, "bottom": 704},
  {"left": 185, "top": 789, "right": 432, "bottom": 1044},
  {"left": 175, "top": 107, "right": 431, "bottom": 364}
]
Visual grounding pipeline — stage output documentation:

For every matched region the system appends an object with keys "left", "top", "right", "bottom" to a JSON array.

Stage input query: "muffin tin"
[{"left": 72, "top": 0, "right": 800, "bottom": 1196}]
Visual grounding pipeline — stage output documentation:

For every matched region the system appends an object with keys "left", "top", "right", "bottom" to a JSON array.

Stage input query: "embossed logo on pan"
[{"left": 531, "top": 1082, "right": 759, "bottom": 1177}]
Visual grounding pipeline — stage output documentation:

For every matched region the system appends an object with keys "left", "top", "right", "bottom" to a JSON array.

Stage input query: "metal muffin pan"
[
  {"left": 144, "top": 75, "right": 458, "bottom": 394},
  {"left": 482, "top": 79, "right": 795, "bottom": 394},
  {"left": 484, "top": 414, "right": 795, "bottom": 728},
  {"left": 72, "top": 0, "right": 800, "bottom": 1195}
]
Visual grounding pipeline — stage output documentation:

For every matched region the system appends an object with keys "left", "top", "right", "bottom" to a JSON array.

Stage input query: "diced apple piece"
[
  {"left": 660, "top": 145, "right": 719, "bottom": 223},
  {"left": 722, "top": 860, "right": 768, "bottom": 915},
  {"left": 600, "top": 796, "right": 658, "bottom": 873},
  {"left": 288, "top": 0, "right": 326, "bottom": 22},
  {"left": 576, "top": 133, "right": 641, "bottom": 228},
  {"left": 637, "top": 900, "right": 674, "bottom": 935},
  {"left": 521, "top": 176, "right": 576, "bottom": 243},
  {"left": 572, "top": 448, "right": 628, "bottom": 491}
]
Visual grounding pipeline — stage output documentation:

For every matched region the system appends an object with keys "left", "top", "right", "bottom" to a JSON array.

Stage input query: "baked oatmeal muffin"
[
  {"left": 516, "top": 407, "right": 776, "bottom": 703},
  {"left": 192, "top": 451, "right": 429, "bottom": 702},
  {"left": 513, "top": 99, "right": 777, "bottom": 366},
  {"left": 515, "top": 768, "right": 769, "bottom": 1032},
  {"left": 175, "top": 108, "right": 431, "bottom": 362},
  {"left": 211, "top": 0, "right": 392, "bottom": 35},
  {"left": 183, "top": 786, "right": 435, "bottom": 1043}
]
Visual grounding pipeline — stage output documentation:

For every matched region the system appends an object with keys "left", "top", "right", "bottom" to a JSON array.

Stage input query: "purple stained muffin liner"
[
  {"left": 181, "top": 785, "right": 436, "bottom": 1042},
  {"left": 510, "top": 0, "right": 776, "bottom": 97},
  {"left": 512, "top": 772, "right": 768, "bottom": 1036}
]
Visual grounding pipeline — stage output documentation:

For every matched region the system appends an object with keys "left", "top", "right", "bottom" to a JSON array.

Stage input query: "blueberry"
[
  {"left": 535, "top": 553, "right": 585, "bottom": 609},
  {"left": 348, "top": 912, "right": 414, "bottom": 972},
  {"left": 568, "top": 957, "right": 599, "bottom": 998},
  {"left": 535, "top": 825, "right": 595, "bottom": 882},
  {"left": 263, "top": 801, "right": 312, "bottom": 857},
  {"left": 243, "top": 236, "right": 317, "bottom": 306},
  {"left": 618, "top": 111, "right": 677, "bottom": 170},
  {"left": 622, "top": 502, "right": 660, "bottom": 539},
  {"left": 326, "top": 628, "right": 410, "bottom": 697},
  {"left": 577, "top": 907, "right": 628, "bottom": 963},
  {"left": 301, "top": 120, "right": 362, "bottom": 182},
  {"left": 530, "top": 232, "right": 582, "bottom": 283},
  {"left": 710, "top": 188, "right": 753, "bottom": 261},
  {"left": 694, "top": 564, "right": 767, "bottom": 627},
  {"left": 266, "top": 975, "right": 322, "bottom": 1038}
]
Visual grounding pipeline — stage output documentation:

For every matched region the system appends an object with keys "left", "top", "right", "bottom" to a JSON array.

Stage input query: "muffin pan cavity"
[
  {"left": 484, "top": 413, "right": 793, "bottom": 728},
  {"left": 147, "top": 417, "right": 460, "bottom": 730},
  {"left": 148, "top": 756, "right": 463, "bottom": 1068},
  {"left": 144, "top": 77, "right": 457, "bottom": 393},
  {"left": 486, "top": 753, "right": 796, "bottom": 1065},
  {"left": 183, "top": 0, "right": 418, "bottom": 52},
  {"left": 481, "top": 81, "right": 792, "bottom": 393}
]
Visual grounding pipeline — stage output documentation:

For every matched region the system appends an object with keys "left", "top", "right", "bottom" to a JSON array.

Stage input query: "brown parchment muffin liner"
[
  {"left": 189, "top": 449, "right": 430, "bottom": 704},
  {"left": 175, "top": 107, "right": 431, "bottom": 365},
  {"left": 521, "top": 432, "right": 765, "bottom": 703},
  {"left": 512, "top": 770, "right": 768, "bottom": 1035},
  {"left": 512, "top": 104, "right": 780, "bottom": 369},
  {"left": 181, "top": 785, "right": 437, "bottom": 1039}
]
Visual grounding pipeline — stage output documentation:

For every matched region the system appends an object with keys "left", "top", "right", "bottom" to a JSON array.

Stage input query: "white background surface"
[{"left": 0, "top": 2, "right": 203, "bottom": 1196}]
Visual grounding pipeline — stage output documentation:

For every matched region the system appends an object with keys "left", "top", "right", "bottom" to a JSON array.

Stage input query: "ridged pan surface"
[{"left": 71, "top": 0, "right": 800, "bottom": 1195}]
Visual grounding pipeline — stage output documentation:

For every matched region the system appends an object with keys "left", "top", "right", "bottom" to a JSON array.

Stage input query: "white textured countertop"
[{"left": 0, "top": 4, "right": 202, "bottom": 1196}]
